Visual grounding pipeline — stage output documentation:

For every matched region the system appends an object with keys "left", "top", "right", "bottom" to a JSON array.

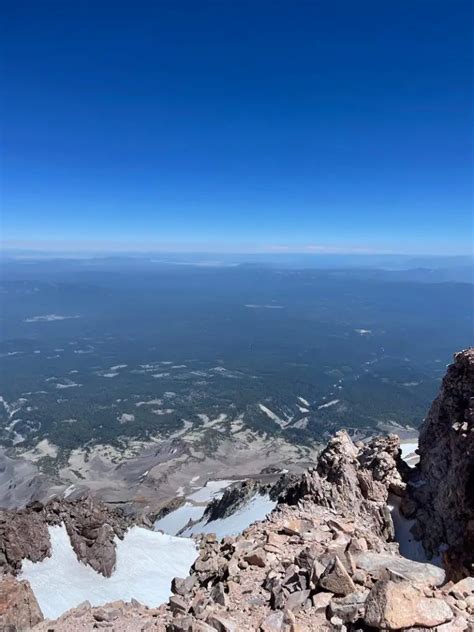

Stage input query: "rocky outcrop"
[
  {"left": 49, "top": 430, "right": 472, "bottom": 631},
  {"left": 0, "top": 497, "right": 131, "bottom": 578},
  {"left": 47, "top": 497, "right": 130, "bottom": 577},
  {"left": 407, "top": 348, "right": 474, "bottom": 579},
  {"left": 0, "top": 576, "right": 43, "bottom": 630},
  {"left": 280, "top": 432, "right": 398, "bottom": 542},
  {"left": 0, "top": 504, "right": 50, "bottom": 574}
]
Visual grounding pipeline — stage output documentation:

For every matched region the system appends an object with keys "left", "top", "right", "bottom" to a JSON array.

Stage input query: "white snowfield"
[{"left": 20, "top": 525, "right": 198, "bottom": 620}]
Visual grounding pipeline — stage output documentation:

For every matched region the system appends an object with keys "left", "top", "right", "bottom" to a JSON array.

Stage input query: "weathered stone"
[
  {"left": 319, "top": 556, "right": 356, "bottom": 596},
  {"left": 450, "top": 577, "right": 474, "bottom": 599},
  {"left": 206, "top": 613, "right": 237, "bottom": 632},
  {"left": 280, "top": 519, "right": 313, "bottom": 536},
  {"left": 312, "top": 591, "right": 333, "bottom": 611},
  {"left": 244, "top": 548, "right": 267, "bottom": 567},
  {"left": 436, "top": 616, "right": 470, "bottom": 632},
  {"left": 364, "top": 579, "right": 454, "bottom": 629},
  {"left": 210, "top": 582, "right": 227, "bottom": 606},
  {"left": 92, "top": 607, "right": 122, "bottom": 622},
  {"left": 260, "top": 610, "right": 284, "bottom": 631},
  {"left": 355, "top": 551, "right": 446, "bottom": 586},
  {"left": 285, "top": 589, "right": 311, "bottom": 611},
  {"left": 410, "top": 348, "right": 474, "bottom": 580},
  {"left": 270, "top": 584, "right": 285, "bottom": 610},
  {"left": 172, "top": 576, "right": 196, "bottom": 597},
  {"left": 169, "top": 595, "right": 188, "bottom": 615},
  {"left": 329, "top": 591, "right": 367, "bottom": 623},
  {"left": 0, "top": 577, "right": 43, "bottom": 630}
]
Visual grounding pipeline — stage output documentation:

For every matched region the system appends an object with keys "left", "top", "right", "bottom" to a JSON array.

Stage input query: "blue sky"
[{"left": 2, "top": 1, "right": 472, "bottom": 254}]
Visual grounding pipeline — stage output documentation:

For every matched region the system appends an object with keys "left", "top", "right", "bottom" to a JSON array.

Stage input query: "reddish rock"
[{"left": 0, "top": 576, "right": 43, "bottom": 630}]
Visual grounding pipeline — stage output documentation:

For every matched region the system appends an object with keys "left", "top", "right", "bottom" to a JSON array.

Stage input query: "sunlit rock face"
[{"left": 412, "top": 348, "right": 474, "bottom": 579}]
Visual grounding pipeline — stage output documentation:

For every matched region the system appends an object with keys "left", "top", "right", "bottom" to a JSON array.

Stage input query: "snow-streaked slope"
[
  {"left": 20, "top": 525, "right": 198, "bottom": 620},
  {"left": 154, "top": 502, "right": 206, "bottom": 535},
  {"left": 187, "top": 479, "right": 236, "bottom": 503},
  {"left": 400, "top": 441, "right": 419, "bottom": 467},
  {"left": 182, "top": 494, "right": 277, "bottom": 538}
]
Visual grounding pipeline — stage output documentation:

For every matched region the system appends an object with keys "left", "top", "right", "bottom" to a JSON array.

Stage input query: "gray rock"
[
  {"left": 312, "top": 591, "right": 333, "bottom": 611},
  {"left": 450, "top": 577, "right": 474, "bottom": 599},
  {"left": 355, "top": 551, "right": 446, "bottom": 586},
  {"left": 410, "top": 348, "right": 474, "bottom": 579},
  {"left": 329, "top": 591, "right": 367, "bottom": 623},
  {"left": 364, "top": 579, "right": 454, "bottom": 629},
  {"left": 210, "top": 581, "right": 227, "bottom": 606},
  {"left": 319, "top": 556, "right": 356, "bottom": 596},
  {"left": 260, "top": 610, "right": 285, "bottom": 631},
  {"left": 206, "top": 613, "right": 237, "bottom": 632},
  {"left": 285, "top": 589, "right": 311, "bottom": 611},
  {"left": 169, "top": 595, "right": 188, "bottom": 615},
  {"left": 92, "top": 607, "right": 122, "bottom": 622}
]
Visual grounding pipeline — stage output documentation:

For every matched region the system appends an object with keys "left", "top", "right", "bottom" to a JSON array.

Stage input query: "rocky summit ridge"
[{"left": 1, "top": 348, "right": 473, "bottom": 631}]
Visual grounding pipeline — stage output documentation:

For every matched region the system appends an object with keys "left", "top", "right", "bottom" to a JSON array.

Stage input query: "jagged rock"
[
  {"left": 260, "top": 610, "right": 284, "bottom": 631},
  {"left": 0, "top": 576, "right": 43, "bottom": 630},
  {"left": 172, "top": 575, "right": 197, "bottom": 597},
  {"left": 437, "top": 618, "right": 470, "bottom": 632},
  {"left": 355, "top": 551, "right": 446, "bottom": 586},
  {"left": 210, "top": 582, "right": 227, "bottom": 606},
  {"left": 92, "top": 606, "right": 121, "bottom": 622},
  {"left": 285, "top": 589, "right": 311, "bottom": 611},
  {"left": 329, "top": 591, "right": 367, "bottom": 623},
  {"left": 206, "top": 613, "right": 237, "bottom": 631},
  {"left": 270, "top": 584, "right": 286, "bottom": 610},
  {"left": 244, "top": 548, "right": 267, "bottom": 567},
  {"left": 280, "top": 431, "right": 395, "bottom": 542},
  {"left": 169, "top": 595, "right": 189, "bottom": 615},
  {"left": 364, "top": 579, "right": 454, "bottom": 629},
  {"left": 450, "top": 577, "right": 474, "bottom": 599},
  {"left": 411, "top": 348, "right": 474, "bottom": 579},
  {"left": 358, "top": 434, "right": 409, "bottom": 495},
  {"left": 0, "top": 511, "right": 50, "bottom": 574},
  {"left": 312, "top": 591, "right": 333, "bottom": 611},
  {"left": 319, "top": 556, "right": 356, "bottom": 596},
  {"left": 0, "top": 496, "right": 130, "bottom": 579}
]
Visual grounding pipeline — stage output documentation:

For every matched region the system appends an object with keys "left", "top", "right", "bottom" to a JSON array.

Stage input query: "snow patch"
[
  {"left": 24, "top": 314, "right": 80, "bottom": 323},
  {"left": 318, "top": 399, "right": 340, "bottom": 409},
  {"left": 20, "top": 525, "right": 197, "bottom": 620}
]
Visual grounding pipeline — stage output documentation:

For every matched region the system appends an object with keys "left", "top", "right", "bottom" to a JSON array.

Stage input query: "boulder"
[
  {"left": 329, "top": 591, "right": 367, "bottom": 623},
  {"left": 450, "top": 577, "right": 474, "bottom": 599},
  {"left": 206, "top": 613, "right": 237, "bottom": 632},
  {"left": 285, "top": 589, "right": 311, "bottom": 611},
  {"left": 260, "top": 610, "right": 284, "bottom": 631},
  {"left": 0, "top": 576, "right": 43, "bottom": 630},
  {"left": 364, "top": 579, "right": 454, "bottom": 629},
  {"left": 244, "top": 548, "right": 267, "bottom": 567},
  {"left": 318, "top": 556, "right": 356, "bottom": 596},
  {"left": 355, "top": 551, "right": 446, "bottom": 586}
]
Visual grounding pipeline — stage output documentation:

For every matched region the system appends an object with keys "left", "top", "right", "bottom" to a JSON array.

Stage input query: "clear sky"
[{"left": 2, "top": 1, "right": 473, "bottom": 254}]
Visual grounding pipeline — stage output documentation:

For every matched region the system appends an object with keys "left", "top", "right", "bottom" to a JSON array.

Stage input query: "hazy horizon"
[{"left": 2, "top": 1, "right": 473, "bottom": 255}]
